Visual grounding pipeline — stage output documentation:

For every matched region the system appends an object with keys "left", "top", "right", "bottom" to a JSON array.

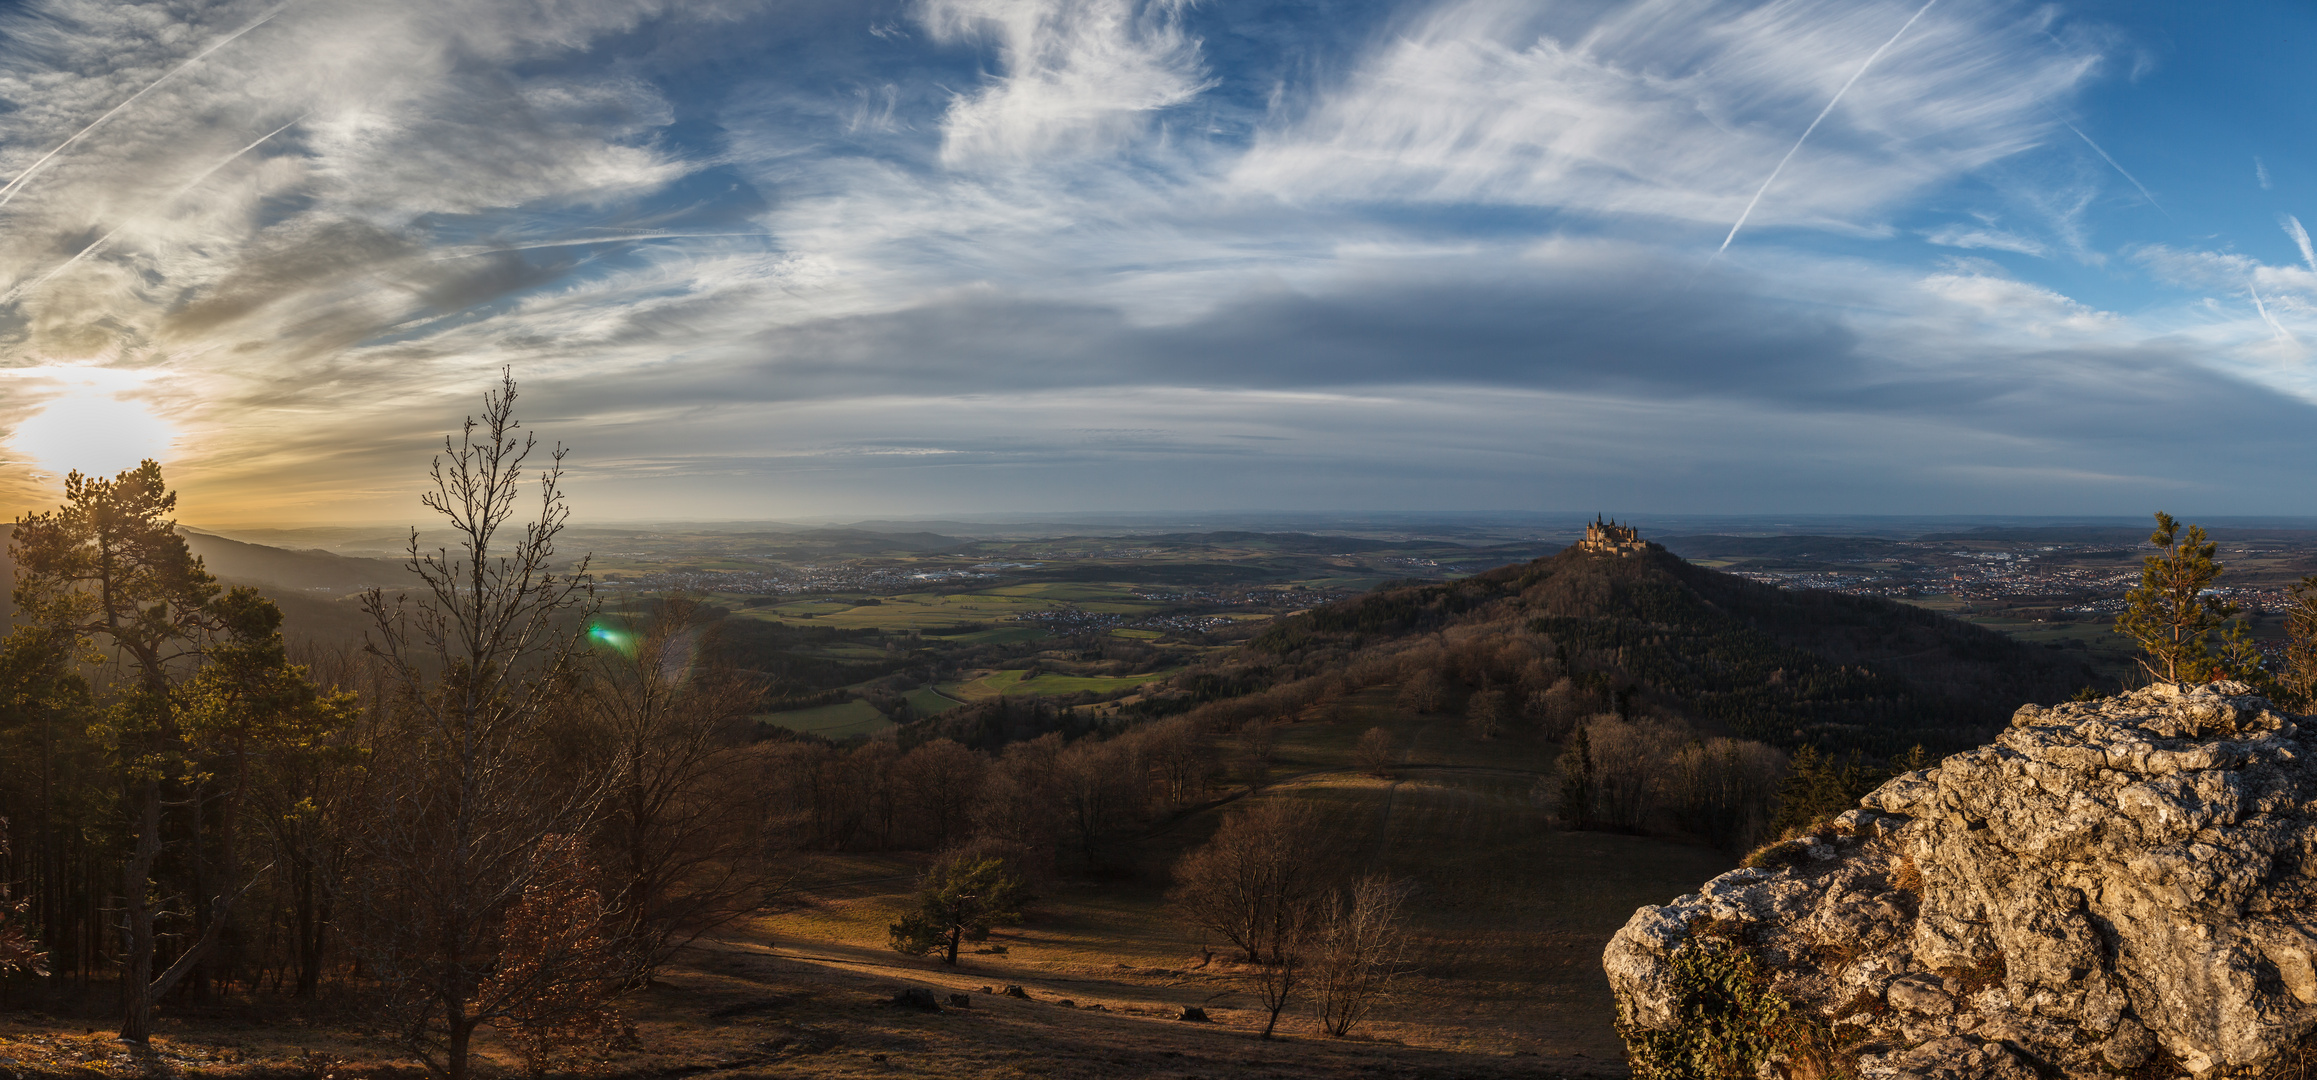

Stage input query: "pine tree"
[
  {"left": 2115, "top": 512, "right": 2254, "bottom": 685},
  {"left": 889, "top": 855, "right": 1029, "bottom": 965},
  {"left": 14, "top": 462, "right": 236, "bottom": 1041},
  {"left": 2281, "top": 575, "right": 2317, "bottom": 710}
]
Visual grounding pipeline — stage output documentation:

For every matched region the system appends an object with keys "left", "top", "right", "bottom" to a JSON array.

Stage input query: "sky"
[{"left": 0, "top": 0, "right": 2311, "bottom": 525}]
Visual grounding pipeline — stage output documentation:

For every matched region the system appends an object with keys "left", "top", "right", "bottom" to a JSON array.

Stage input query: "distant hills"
[
  {"left": 0, "top": 523, "right": 393, "bottom": 641},
  {"left": 1241, "top": 541, "right": 2094, "bottom": 754}
]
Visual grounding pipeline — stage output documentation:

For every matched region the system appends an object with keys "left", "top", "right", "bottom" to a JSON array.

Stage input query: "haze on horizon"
[{"left": 0, "top": 0, "right": 2310, "bottom": 528}]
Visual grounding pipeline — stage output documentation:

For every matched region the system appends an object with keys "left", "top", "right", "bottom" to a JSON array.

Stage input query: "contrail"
[
  {"left": 2, "top": 115, "right": 303, "bottom": 303},
  {"left": 1716, "top": 0, "right": 1940, "bottom": 256},
  {"left": 2283, "top": 213, "right": 2316, "bottom": 272},
  {"left": 2250, "top": 282, "right": 2295, "bottom": 345},
  {"left": 0, "top": 3, "right": 289, "bottom": 211},
  {"left": 2064, "top": 122, "right": 2164, "bottom": 214}
]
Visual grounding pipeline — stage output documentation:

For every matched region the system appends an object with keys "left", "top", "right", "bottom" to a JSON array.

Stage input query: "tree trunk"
[
  {"left": 119, "top": 783, "right": 161, "bottom": 1043},
  {"left": 944, "top": 924, "right": 960, "bottom": 966},
  {"left": 445, "top": 1004, "right": 474, "bottom": 1080},
  {"left": 293, "top": 854, "right": 321, "bottom": 998}
]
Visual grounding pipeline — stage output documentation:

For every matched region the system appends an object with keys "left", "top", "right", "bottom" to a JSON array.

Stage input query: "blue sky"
[{"left": 0, "top": 0, "right": 2310, "bottom": 524}]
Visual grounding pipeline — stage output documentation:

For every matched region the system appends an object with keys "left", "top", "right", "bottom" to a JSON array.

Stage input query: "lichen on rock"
[{"left": 1604, "top": 682, "right": 2317, "bottom": 1079}]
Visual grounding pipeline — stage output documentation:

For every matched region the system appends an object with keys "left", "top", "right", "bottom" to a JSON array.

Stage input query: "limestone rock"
[
  {"left": 1604, "top": 683, "right": 2317, "bottom": 1079},
  {"left": 1868, "top": 1035, "right": 2038, "bottom": 1080}
]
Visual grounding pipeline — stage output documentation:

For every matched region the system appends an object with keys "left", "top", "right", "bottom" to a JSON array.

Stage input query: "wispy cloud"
[
  {"left": 1924, "top": 224, "right": 2048, "bottom": 257},
  {"left": 2284, "top": 214, "right": 2316, "bottom": 272},
  {"left": 1229, "top": 0, "right": 2094, "bottom": 233},
  {"left": 919, "top": 0, "right": 1213, "bottom": 167}
]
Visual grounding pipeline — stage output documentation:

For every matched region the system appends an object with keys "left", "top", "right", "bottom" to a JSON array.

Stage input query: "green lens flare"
[{"left": 586, "top": 620, "right": 635, "bottom": 657}]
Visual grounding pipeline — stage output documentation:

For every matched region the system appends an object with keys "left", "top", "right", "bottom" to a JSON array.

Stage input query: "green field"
[
  {"left": 740, "top": 590, "right": 1062, "bottom": 630},
  {"left": 905, "top": 685, "right": 964, "bottom": 717},
  {"left": 755, "top": 698, "right": 894, "bottom": 738},
  {"left": 714, "top": 580, "right": 1205, "bottom": 633},
  {"left": 946, "top": 666, "right": 1182, "bottom": 701}
]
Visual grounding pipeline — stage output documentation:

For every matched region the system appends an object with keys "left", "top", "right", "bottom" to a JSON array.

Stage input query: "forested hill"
[
  {"left": 1235, "top": 541, "right": 2096, "bottom": 754},
  {"left": 0, "top": 523, "right": 389, "bottom": 641}
]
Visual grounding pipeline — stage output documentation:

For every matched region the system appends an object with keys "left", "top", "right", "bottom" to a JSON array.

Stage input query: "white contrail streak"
[
  {"left": 1, "top": 116, "right": 303, "bottom": 303},
  {"left": 2064, "top": 122, "right": 2163, "bottom": 213},
  {"left": 1716, "top": 0, "right": 1940, "bottom": 256},
  {"left": 2250, "top": 282, "right": 2295, "bottom": 344},
  {"left": 0, "top": 3, "right": 289, "bottom": 212},
  {"left": 2283, "top": 214, "right": 2316, "bottom": 273}
]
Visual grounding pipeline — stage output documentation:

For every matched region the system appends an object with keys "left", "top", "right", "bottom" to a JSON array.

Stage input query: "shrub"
[{"left": 1620, "top": 934, "right": 1802, "bottom": 1080}]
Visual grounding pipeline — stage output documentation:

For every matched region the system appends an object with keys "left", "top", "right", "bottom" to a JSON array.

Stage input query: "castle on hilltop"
[{"left": 1576, "top": 515, "right": 1650, "bottom": 556}]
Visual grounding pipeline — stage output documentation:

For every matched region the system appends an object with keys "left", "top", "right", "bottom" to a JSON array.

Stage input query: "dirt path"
[{"left": 704, "top": 931, "right": 1249, "bottom": 1012}]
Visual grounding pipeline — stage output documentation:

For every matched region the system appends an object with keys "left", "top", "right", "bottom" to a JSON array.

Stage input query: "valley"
[{"left": 9, "top": 513, "right": 2313, "bottom": 1078}]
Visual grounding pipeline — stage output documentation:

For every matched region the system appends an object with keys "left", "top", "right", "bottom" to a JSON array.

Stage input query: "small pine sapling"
[{"left": 2115, "top": 512, "right": 2260, "bottom": 685}]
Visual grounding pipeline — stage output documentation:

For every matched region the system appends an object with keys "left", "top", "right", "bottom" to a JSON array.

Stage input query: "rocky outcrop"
[{"left": 1604, "top": 682, "right": 2317, "bottom": 1079}]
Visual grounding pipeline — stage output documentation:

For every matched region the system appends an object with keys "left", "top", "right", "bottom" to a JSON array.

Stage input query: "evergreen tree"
[
  {"left": 2115, "top": 512, "right": 2254, "bottom": 685},
  {"left": 14, "top": 462, "right": 227, "bottom": 1041},
  {"left": 2280, "top": 575, "right": 2317, "bottom": 710},
  {"left": 888, "top": 855, "right": 1029, "bottom": 965}
]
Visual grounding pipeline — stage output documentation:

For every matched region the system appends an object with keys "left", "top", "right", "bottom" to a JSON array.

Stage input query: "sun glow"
[{"left": 8, "top": 383, "right": 178, "bottom": 479}]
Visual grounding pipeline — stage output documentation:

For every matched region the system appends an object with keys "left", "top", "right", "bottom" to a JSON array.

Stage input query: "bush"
[{"left": 1620, "top": 933, "right": 1803, "bottom": 1080}]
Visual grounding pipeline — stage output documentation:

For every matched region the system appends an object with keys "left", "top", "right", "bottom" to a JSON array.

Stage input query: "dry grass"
[
  {"left": 747, "top": 699, "right": 1735, "bottom": 1075},
  {"left": 0, "top": 699, "right": 1736, "bottom": 1079}
]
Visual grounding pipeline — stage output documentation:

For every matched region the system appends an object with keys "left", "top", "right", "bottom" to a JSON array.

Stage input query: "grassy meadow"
[{"left": 745, "top": 687, "right": 1733, "bottom": 1073}]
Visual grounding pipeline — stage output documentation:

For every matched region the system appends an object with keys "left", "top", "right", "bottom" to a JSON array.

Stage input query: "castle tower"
[{"left": 1577, "top": 516, "right": 1649, "bottom": 557}]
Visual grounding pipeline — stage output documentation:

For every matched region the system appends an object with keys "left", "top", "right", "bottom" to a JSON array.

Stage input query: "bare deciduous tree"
[
  {"left": 355, "top": 373, "right": 615, "bottom": 1080},
  {"left": 1312, "top": 875, "right": 1410, "bottom": 1037},
  {"left": 1235, "top": 721, "right": 1277, "bottom": 787},
  {"left": 1057, "top": 735, "right": 1149, "bottom": 868},
  {"left": 1252, "top": 896, "right": 1317, "bottom": 1040},
  {"left": 581, "top": 597, "right": 771, "bottom": 980},
  {"left": 1139, "top": 717, "right": 1212, "bottom": 807},
  {"left": 1395, "top": 668, "right": 1446, "bottom": 713},
  {"left": 1170, "top": 800, "right": 1327, "bottom": 964},
  {"left": 894, "top": 738, "right": 985, "bottom": 849},
  {"left": 1353, "top": 726, "right": 1396, "bottom": 778}
]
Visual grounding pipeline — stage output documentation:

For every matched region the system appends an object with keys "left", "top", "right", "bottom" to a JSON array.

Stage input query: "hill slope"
[
  {"left": 1241, "top": 541, "right": 2094, "bottom": 754},
  {"left": 0, "top": 523, "right": 390, "bottom": 642}
]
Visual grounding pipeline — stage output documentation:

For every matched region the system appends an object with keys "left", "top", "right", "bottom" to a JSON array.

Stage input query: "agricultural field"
[
  {"left": 756, "top": 698, "right": 896, "bottom": 739},
  {"left": 943, "top": 667, "right": 1186, "bottom": 702}
]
